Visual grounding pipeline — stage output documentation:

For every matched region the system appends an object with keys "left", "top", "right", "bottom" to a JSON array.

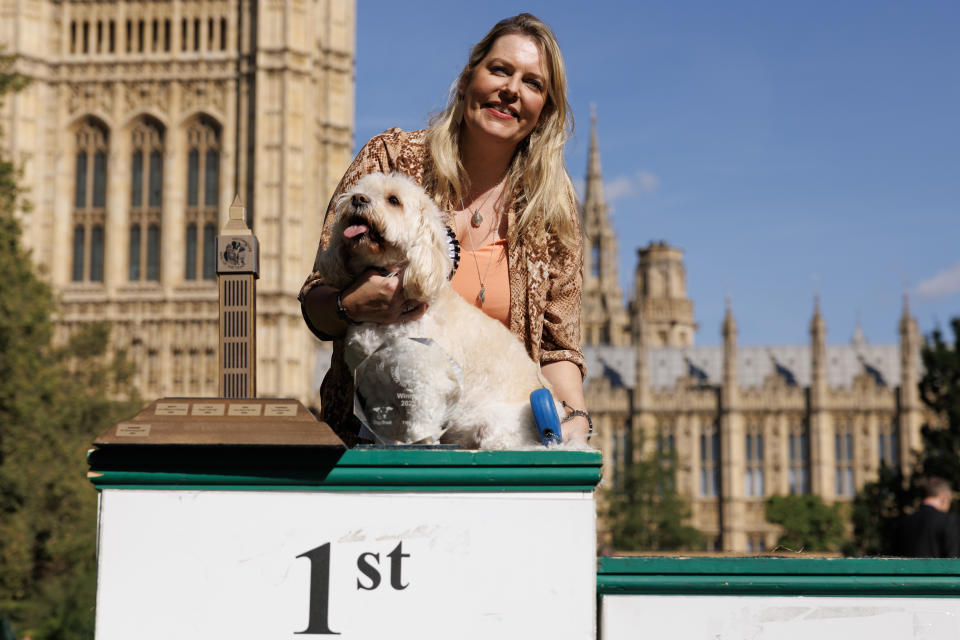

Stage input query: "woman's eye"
[
  {"left": 525, "top": 79, "right": 543, "bottom": 90},
  {"left": 388, "top": 195, "right": 401, "bottom": 206},
  {"left": 491, "top": 65, "right": 508, "bottom": 75}
]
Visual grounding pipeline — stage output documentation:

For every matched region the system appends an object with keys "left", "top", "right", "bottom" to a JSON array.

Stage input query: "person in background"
[
  {"left": 299, "top": 14, "right": 590, "bottom": 446},
  {"left": 894, "top": 476, "right": 960, "bottom": 558}
]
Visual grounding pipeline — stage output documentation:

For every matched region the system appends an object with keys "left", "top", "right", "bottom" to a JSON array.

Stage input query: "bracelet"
[
  {"left": 336, "top": 291, "right": 360, "bottom": 326},
  {"left": 561, "top": 401, "right": 593, "bottom": 437}
]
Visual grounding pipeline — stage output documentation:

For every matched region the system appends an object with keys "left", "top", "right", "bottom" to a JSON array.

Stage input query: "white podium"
[
  {"left": 597, "top": 557, "right": 960, "bottom": 640},
  {"left": 88, "top": 399, "right": 603, "bottom": 639}
]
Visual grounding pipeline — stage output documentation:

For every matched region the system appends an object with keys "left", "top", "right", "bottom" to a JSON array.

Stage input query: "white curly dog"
[{"left": 315, "top": 172, "right": 559, "bottom": 449}]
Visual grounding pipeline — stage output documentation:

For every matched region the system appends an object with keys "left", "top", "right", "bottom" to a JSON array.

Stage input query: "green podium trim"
[
  {"left": 88, "top": 448, "right": 603, "bottom": 492},
  {"left": 597, "top": 557, "right": 960, "bottom": 597}
]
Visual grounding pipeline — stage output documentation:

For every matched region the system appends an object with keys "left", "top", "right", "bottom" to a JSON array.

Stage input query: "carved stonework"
[
  {"left": 124, "top": 81, "right": 171, "bottom": 113},
  {"left": 182, "top": 79, "right": 227, "bottom": 115},
  {"left": 68, "top": 82, "right": 113, "bottom": 116}
]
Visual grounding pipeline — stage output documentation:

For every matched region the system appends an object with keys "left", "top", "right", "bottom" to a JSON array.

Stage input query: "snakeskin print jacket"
[{"left": 298, "top": 128, "right": 584, "bottom": 445}]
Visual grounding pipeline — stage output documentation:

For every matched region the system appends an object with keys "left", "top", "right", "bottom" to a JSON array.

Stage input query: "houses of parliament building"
[
  {"left": 2, "top": 0, "right": 355, "bottom": 402},
  {"left": 580, "top": 117, "right": 927, "bottom": 553},
  {"left": 3, "top": 0, "right": 927, "bottom": 553}
]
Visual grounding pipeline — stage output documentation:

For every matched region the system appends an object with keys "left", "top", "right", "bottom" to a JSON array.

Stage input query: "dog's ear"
[
  {"left": 314, "top": 239, "right": 353, "bottom": 290},
  {"left": 313, "top": 195, "right": 354, "bottom": 289},
  {"left": 401, "top": 190, "right": 451, "bottom": 302}
]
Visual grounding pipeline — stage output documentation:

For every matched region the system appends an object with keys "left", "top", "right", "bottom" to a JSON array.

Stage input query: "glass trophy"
[{"left": 353, "top": 337, "right": 463, "bottom": 445}]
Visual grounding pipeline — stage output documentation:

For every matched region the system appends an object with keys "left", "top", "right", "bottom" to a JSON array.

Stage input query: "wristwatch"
[{"left": 336, "top": 291, "right": 360, "bottom": 326}]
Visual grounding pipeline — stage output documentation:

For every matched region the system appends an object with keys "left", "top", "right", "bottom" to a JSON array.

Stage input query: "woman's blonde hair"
[{"left": 425, "top": 13, "right": 579, "bottom": 248}]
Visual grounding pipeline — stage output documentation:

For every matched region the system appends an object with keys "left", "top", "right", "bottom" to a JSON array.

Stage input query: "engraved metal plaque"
[
  {"left": 192, "top": 403, "right": 226, "bottom": 416},
  {"left": 265, "top": 404, "right": 298, "bottom": 417},
  {"left": 228, "top": 403, "right": 262, "bottom": 417},
  {"left": 116, "top": 423, "right": 151, "bottom": 437},
  {"left": 156, "top": 403, "right": 189, "bottom": 416}
]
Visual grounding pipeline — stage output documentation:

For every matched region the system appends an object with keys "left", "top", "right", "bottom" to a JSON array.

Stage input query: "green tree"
[
  {"left": 765, "top": 494, "right": 847, "bottom": 552},
  {"left": 0, "top": 53, "right": 139, "bottom": 638},
  {"left": 846, "top": 464, "right": 915, "bottom": 556},
  {"left": 916, "top": 318, "right": 960, "bottom": 487},
  {"left": 602, "top": 443, "right": 704, "bottom": 552},
  {"left": 849, "top": 319, "right": 960, "bottom": 556}
]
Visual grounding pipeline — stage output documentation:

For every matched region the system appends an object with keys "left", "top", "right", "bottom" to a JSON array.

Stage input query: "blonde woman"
[{"left": 300, "top": 13, "right": 590, "bottom": 446}]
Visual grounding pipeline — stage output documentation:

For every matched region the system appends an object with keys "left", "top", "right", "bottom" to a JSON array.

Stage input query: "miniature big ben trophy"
[{"left": 217, "top": 195, "right": 259, "bottom": 398}]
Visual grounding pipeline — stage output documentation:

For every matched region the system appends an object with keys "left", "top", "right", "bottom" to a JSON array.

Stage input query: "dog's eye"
[{"left": 388, "top": 195, "right": 401, "bottom": 206}]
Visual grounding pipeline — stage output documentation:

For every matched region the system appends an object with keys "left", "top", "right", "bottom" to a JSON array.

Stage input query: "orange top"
[{"left": 450, "top": 238, "right": 510, "bottom": 327}]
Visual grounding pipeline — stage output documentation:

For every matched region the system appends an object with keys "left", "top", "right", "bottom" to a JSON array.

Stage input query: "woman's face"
[{"left": 460, "top": 33, "right": 549, "bottom": 150}]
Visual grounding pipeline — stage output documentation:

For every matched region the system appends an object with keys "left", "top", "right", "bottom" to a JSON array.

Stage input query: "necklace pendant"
[
  {"left": 478, "top": 285, "right": 486, "bottom": 306},
  {"left": 470, "top": 209, "right": 483, "bottom": 228}
]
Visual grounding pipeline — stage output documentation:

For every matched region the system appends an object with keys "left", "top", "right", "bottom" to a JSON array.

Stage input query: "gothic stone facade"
[
  {"left": 1, "top": 0, "right": 354, "bottom": 402},
  {"left": 580, "top": 118, "right": 926, "bottom": 553}
]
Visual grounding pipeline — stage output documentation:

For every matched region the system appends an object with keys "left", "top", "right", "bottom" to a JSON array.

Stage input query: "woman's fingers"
[
  {"left": 400, "top": 302, "right": 429, "bottom": 322},
  {"left": 341, "top": 266, "right": 420, "bottom": 324}
]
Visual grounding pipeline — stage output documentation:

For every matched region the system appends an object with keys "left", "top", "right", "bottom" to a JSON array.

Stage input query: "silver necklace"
[
  {"left": 459, "top": 197, "right": 501, "bottom": 307},
  {"left": 467, "top": 179, "right": 504, "bottom": 228}
]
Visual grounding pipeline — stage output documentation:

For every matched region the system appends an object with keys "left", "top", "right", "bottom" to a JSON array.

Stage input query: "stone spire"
[
  {"left": 899, "top": 293, "right": 919, "bottom": 347},
  {"left": 631, "top": 304, "right": 654, "bottom": 462},
  {"left": 722, "top": 295, "right": 738, "bottom": 399},
  {"left": 851, "top": 311, "right": 867, "bottom": 349},
  {"left": 580, "top": 105, "right": 629, "bottom": 346},
  {"left": 584, "top": 105, "right": 606, "bottom": 217},
  {"left": 810, "top": 294, "right": 826, "bottom": 397},
  {"left": 808, "top": 295, "right": 833, "bottom": 500},
  {"left": 722, "top": 294, "right": 738, "bottom": 341},
  {"left": 719, "top": 295, "right": 744, "bottom": 552},
  {"left": 898, "top": 293, "right": 922, "bottom": 474}
]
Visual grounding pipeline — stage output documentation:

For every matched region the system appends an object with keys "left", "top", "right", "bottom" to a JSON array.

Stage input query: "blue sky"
[{"left": 353, "top": 1, "right": 960, "bottom": 346}]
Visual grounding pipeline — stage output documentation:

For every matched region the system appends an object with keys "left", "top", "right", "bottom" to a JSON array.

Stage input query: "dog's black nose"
[{"left": 351, "top": 193, "right": 370, "bottom": 208}]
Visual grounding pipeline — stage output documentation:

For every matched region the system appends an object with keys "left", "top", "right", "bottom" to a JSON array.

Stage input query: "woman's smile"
[{"left": 484, "top": 102, "right": 519, "bottom": 119}]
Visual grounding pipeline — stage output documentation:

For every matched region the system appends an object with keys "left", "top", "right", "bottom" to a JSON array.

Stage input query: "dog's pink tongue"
[{"left": 343, "top": 224, "right": 368, "bottom": 239}]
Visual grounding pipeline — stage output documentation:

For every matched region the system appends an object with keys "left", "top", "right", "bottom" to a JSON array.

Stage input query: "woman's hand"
[
  {"left": 301, "top": 267, "right": 427, "bottom": 340},
  {"left": 560, "top": 414, "right": 591, "bottom": 444},
  {"left": 541, "top": 360, "right": 591, "bottom": 445},
  {"left": 339, "top": 266, "right": 427, "bottom": 325}
]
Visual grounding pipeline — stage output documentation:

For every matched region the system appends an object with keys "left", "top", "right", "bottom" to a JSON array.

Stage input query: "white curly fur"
[{"left": 316, "top": 173, "right": 562, "bottom": 449}]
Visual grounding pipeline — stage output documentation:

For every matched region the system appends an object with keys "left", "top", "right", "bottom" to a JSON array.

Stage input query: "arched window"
[
  {"left": 835, "top": 419, "right": 855, "bottom": 497},
  {"left": 129, "top": 117, "right": 164, "bottom": 281},
  {"left": 90, "top": 225, "right": 105, "bottom": 281},
  {"left": 72, "top": 225, "right": 85, "bottom": 281},
  {"left": 788, "top": 418, "right": 810, "bottom": 495},
  {"left": 72, "top": 118, "right": 108, "bottom": 282},
  {"left": 700, "top": 420, "right": 720, "bottom": 497},
  {"left": 744, "top": 419, "right": 764, "bottom": 497},
  {"left": 184, "top": 116, "right": 221, "bottom": 281},
  {"left": 657, "top": 421, "right": 676, "bottom": 453}
]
